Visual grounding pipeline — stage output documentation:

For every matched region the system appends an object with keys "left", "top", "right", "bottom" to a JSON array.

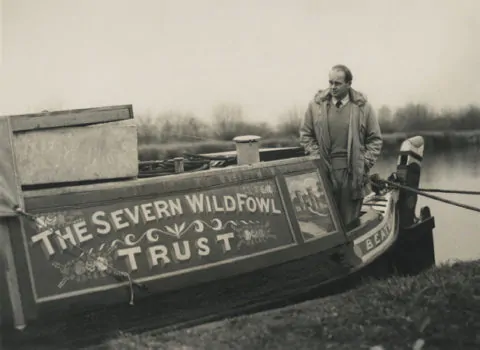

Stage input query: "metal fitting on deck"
[
  {"left": 233, "top": 135, "right": 262, "bottom": 165},
  {"left": 174, "top": 157, "right": 185, "bottom": 173}
]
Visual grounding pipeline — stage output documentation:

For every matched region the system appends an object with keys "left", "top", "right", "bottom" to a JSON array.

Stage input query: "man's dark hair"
[{"left": 331, "top": 64, "right": 353, "bottom": 83}]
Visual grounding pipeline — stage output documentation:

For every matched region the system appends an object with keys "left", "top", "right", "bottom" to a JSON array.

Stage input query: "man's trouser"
[{"left": 330, "top": 160, "right": 363, "bottom": 228}]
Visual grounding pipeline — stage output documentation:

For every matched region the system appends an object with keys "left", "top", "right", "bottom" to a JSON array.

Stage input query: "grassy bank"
[
  {"left": 138, "top": 130, "right": 480, "bottom": 161},
  {"left": 104, "top": 259, "right": 480, "bottom": 349}
]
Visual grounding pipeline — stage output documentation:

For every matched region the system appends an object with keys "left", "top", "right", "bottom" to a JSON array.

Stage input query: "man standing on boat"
[{"left": 299, "top": 64, "right": 383, "bottom": 229}]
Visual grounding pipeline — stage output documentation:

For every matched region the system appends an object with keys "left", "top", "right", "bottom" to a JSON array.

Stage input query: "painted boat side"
[
  {"left": 0, "top": 135, "right": 426, "bottom": 335},
  {"left": 1, "top": 150, "right": 416, "bottom": 338},
  {"left": 2, "top": 191, "right": 405, "bottom": 349},
  {"left": 7, "top": 156, "right": 398, "bottom": 324}
]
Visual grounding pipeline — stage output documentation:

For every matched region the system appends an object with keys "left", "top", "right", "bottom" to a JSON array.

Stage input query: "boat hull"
[
  {"left": 4, "top": 157, "right": 351, "bottom": 320},
  {"left": 0, "top": 134, "right": 436, "bottom": 349},
  {"left": 1, "top": 211, "right": 435, "bottom": 349}
]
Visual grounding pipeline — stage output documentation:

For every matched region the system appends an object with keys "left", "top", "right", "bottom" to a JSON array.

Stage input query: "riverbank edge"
[
  {"left": 104, "top": 258, "right": 480, "bottom": 349},
  {"left": 138, "top": 130, "right": 480, "bottom": 161}
]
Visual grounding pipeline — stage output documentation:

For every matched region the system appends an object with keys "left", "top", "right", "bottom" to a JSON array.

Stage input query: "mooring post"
[
  {"left": 391, "top": 135, "right": 437, "bottom": 276},
  {"left": 396, "top": 136, "right": 425, "bottom": 228},
  {"left": 233, "top": 135, "right": 262, "bottom": 165}
]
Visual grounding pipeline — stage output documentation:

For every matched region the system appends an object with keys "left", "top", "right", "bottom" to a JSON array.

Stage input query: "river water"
[{"left": 371, "top": 145, "right": 480, "bottom": 265}]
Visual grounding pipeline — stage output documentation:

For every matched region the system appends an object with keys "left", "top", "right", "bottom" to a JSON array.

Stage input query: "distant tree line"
[
  {"left": 376, "top": 104, "right": 480, "bottom": 134},
  {"left": 136, "top": 102, "right": 480, "bottom": 145}
]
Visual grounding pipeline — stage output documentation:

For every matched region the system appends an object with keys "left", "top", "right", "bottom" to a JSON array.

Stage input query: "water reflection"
[{"left": 372, "top": 146, "right": 480, "bottom": 264}]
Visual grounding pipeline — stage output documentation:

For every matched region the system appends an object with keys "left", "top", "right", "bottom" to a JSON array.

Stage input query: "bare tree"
[
  {"left": 276, "top": 106, "right": 303, "bottom": 137},
  {"left": 211, "top": 103, "right": 245, "bottom": 140},
  {"left": 393, "top": 103, "right": 436, "bottom": 131},
  {"left": 377, "top": 105, "right": 393, "bottom": 122}
]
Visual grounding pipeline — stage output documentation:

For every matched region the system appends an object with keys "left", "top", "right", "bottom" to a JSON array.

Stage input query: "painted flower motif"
[
  {"left": 85, "top": 260, "right": 96, "bottom": 272},
  {"left": 95, "top": 257, "right": 109, "bottom": 272},
  {"left": 53, "top": 245, "right": 117, "bottom": 288},
  {"left": 242, "top": 229, "right": 253, "bottom": 240},
  {"left": 45, "top": 214, "right": 58, "bottom": 227},
  {"left": 74, "top": 261, "right": 86, "bottom": 275},
  {"left": 236, "top": 221, "right": 276, "bottom": 248}
]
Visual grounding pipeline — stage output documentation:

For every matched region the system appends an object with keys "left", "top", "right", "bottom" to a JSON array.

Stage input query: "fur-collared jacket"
[{"left": 299, "top": 87, "right": 383, "bottom": 199}]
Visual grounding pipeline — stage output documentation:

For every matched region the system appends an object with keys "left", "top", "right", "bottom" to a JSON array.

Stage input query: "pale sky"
[{"left": 0, "top": 0, "right": 479, "bottom": 122}]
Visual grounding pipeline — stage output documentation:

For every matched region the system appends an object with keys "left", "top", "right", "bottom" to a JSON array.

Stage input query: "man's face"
[{"left": 328, "top": 69, "right": 351, "bottom": 100}]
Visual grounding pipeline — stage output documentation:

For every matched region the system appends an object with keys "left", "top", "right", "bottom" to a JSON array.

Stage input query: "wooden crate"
[{"left": 7, "top": 105, "right": 139, "bottom": 186}]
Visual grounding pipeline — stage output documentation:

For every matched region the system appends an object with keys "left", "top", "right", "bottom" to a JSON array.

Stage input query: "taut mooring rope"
[
  {"left": 372, "top": 178, "right": 480, "bottom": 214},
  {"left": 416, "top": 188, "right": 480, "bottom": 195}
]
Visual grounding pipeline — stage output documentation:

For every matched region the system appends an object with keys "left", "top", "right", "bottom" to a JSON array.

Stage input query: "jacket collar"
[{"left": 314, "top": 87, "right": 368, "bottom": 107}]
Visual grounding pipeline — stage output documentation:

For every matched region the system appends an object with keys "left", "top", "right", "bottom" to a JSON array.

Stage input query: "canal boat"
[{"left": 0, "top": 105, "right": 435, "bottom": 349}]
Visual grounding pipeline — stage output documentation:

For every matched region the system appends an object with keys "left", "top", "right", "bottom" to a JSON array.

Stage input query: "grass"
[{"left": 102, "top": 259, "right": 480, "bottom": 349}]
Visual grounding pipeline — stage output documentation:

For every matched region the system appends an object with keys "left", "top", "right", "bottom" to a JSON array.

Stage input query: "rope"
[
  {"left": 14, "top": 206, "right": 145, "bottom": 305},
  {"left": 372, "top": 179, "right": 480, "bottom": 214},
  {"left": 417, "top": 188, "right": 480, "bottom": 195}
]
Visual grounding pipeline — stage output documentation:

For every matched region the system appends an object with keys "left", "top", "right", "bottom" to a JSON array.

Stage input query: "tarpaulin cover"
[{"left": 0, "top": 116, "right": 21, "bottom": 217}]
